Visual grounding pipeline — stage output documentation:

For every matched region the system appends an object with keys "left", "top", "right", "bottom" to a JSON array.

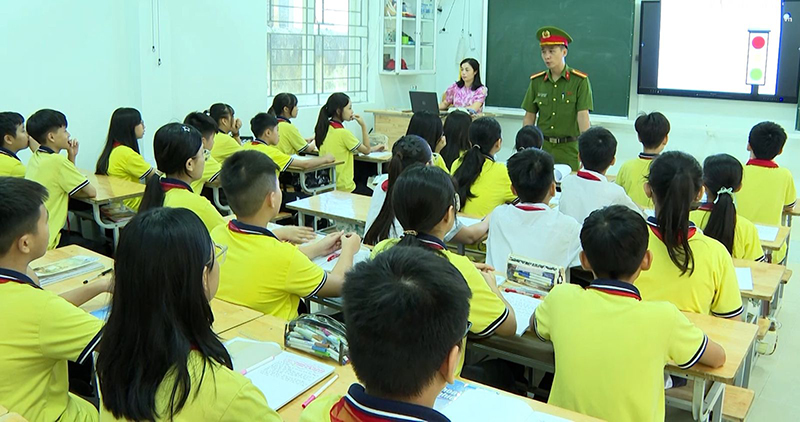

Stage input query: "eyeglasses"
[
  {"left": 453, "top": 192, "right": 461, "bottom": 213},
  {"left": 463, "top": 321, "right": 473, "bottom": 339},
  {"left": 207, "top": 243, "right": 227, "bottom": 267}
]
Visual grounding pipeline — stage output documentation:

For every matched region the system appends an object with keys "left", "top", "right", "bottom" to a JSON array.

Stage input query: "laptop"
[{"left": 409, "top": 91, "right": 445, "bottom": 114}]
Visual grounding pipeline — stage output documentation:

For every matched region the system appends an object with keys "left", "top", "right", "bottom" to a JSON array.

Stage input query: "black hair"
[
  {"left": 581, "top": 205, "right": 649, "bottom": 279},
  {"left": 250, "top": 113, "right": 279, "bottom": 139},
  {"left": 406, "top": 111, "right": 444, "bottom": 154},
  {"left": 0, "top": 177, "right": 48, "bottom": 255},
  {"left": 140, "top": 124, "right": 204, "bottom": 211},
  {"left": 648, "top": 151, "right": 703, "bottom": 275},
  {"left": 393, "top": 165, "right": 458, "bottom": 251},
  {"left": 314, "top": 92, "right": 350, "bottom": 149},
  {"left": 97, "top": 207, "right": 228, "bottom": 421},
  {"left": 440, "top": 111, "right": 472, "bottom": 168},
  {"left": 26, "top": 109, "right": 67, "bottom": 144},
  {"left": 507, "top": 148, "right": 554, "bottom": 203},
  {"left": 364, "top": 136, "right": 432, "bottom": 246},
  {"left": 748, "top": 121, "right": 787, "bottom": 160},
  {"left": 578, "top": 126, "right": 617, "bottom": 173},
  {"left": 453, "top": 117, "right": 501, "bottom": 201},
  {"left": 221, "top": 150, "right": 280, "bottom": 217},
  {"left": 514, "top": 125, "right": 544, "bottom": 151},
  {"left": 96, "top": 108, "right": 143, "bottom": 175},
  {"left": 268, "top": 93, "right": 299, "bottom": 118},
  {"left": 702, "top": 154, "right": 743, "bottom": 255},
  {"left": 183, "top": 112, "right": 219, "bottom": 140},
  {"left": 634, "top": 112, "right": 671, "bottom": 149},
  {"left": 207, "top": 103, "right": 234, "bottom": 128},
  {"left": 0, "top": 112, "right": 24, "bottom": 142},
  {"left": 343, "top": 246, "right": 471, "bottom": 398},
  {"left": 455, "top": 58, "right": 484, "bottom": 91}
]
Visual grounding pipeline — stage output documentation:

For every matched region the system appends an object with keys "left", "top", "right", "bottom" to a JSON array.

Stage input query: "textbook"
[
  {"left": 225, "top": 337, "right": 334, "bottom": 410},
  {"left": 435, "top": 380, "right": 569, "bottom": 422},
  {"left": 33, "top": 256, "right": 105, "bottom": 286}
]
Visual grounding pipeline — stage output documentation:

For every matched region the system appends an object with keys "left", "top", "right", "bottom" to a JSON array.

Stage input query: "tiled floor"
[{"left": 666, "top": 238, "right": 800, "bottom": 421}]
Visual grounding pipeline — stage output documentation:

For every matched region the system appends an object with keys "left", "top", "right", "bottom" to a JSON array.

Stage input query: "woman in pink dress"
[{"left": 439, "top": 58, "right": 489, "bottom": 114}]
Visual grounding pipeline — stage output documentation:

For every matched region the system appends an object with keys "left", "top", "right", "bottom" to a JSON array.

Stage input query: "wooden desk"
[
  {"left": 209, "top": 300, "right": 263, "bottom": 334},
  {"left": 75, "top": 170, "right": 146, "bottom": 247},
  {"left": 286, "top": 191, "right": 370, "bottom": 228},
  {"left": 36, "top": 245, "right": 113, "bottom": 313},
  {"left": 286, "top": 157, "right": 343, "bottom": 195},
  {"left": 220, "top": 314, "right": 599, "bottom": 422},
  {"left": 354, "top": 151, "right": 392, "bottom": 175},
  {"left": 758, "top": 224, "right": 790, "bottom": 252},
  {"left": 367, "top": 109, "right": 495, "bottom": 151},
  {"left": 734, "top": 258, "right": 786, "bottom": 320}
]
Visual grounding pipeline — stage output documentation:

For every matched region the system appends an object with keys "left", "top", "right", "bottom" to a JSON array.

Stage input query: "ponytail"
[
  {"left": 314, "top": 93, "right": 350, "bottom": 149},
  {"left": 268, "top": 93, "right": 299, "bottom": 118},
  {"left": 452, "top": 117, "right": 501, "bottom": 201},
  {"left": 208, "top": 103, "right": 233, "bottom": 128},
  {"left": 364, "top": 136, "right": 432, "bottom": 245},
  {"left": 648, "top": 151, "right": 703, "bottom": 275},
  {"left": 140, "top": 176, "right": 166, "bottom": 212},
  {"left": 392, "top": 165, "right": 457, "bottom": 253},
  {"left": 441, "top": 111, "right": 472, "bottom": 168},
  {"left": 702, "top": 154, "right": 743, "bottom": 255}
]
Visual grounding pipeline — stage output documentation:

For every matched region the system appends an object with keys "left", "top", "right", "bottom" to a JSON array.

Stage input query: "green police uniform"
[{"left": 521, "top": 27, "right": 593, "bottom": 171}]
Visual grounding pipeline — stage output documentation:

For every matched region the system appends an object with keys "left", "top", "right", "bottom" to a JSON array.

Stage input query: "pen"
[
  {"left": 504, "top": 288, "right": 542, "bottom": 299},
  {"left": 302, "top": 375, "right": 339, "bottom": 408},
  {"left": 240, "top": 355, "right": 275, "bottom": 375},
  {"left": 327, "top": 252, "right": 341, "bottom": 262},
  {"left": 83, "top": 268, "right": 113, "bottom": 284}
]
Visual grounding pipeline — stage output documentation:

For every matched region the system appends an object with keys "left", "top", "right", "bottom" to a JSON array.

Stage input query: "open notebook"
[
  {"left": 225, "top": 337, "right": 334, "bottom": 410},
  {"left": 435, "top": 380, "right": 569, "bottom": 422}
]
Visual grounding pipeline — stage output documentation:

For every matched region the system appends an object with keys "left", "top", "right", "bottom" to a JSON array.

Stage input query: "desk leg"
[
  {"left": 710, "top": 383, "right": 725, "bottom": 422},
  {"left": 785, "top": 214, "right": 792, "bottom": 263},
  {"left": 212, "top": 187, "right": 232, "bottom": 215},
  {"left": 89, "top": 202, "right": 123, "bottom": 252}
]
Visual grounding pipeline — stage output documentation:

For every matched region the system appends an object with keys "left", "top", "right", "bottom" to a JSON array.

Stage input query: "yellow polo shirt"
[
  {"left": 210, "top": 132, "right": 241, "bottom": 163},
  {"left": 108, "top": 144, "right": 153, "bottom": 210},
  {"left": 160, "top": 178, "right": 226, "bottom": 233},
  {"left": 690, "top": 208, "right": 764, "bottom": 261},
  {"left": 100, "top": 350, "right": 280, "bottom": 421},
  {"left": 635, "top": 218, "right": 743, "bottom": 317},
  {"left": 533, "top": 280, "right": 708, "bottom": 422},
  {"left": 211, "top": 220, "right": 328, "bottom": 320},
  {"left": 450, "top": 156, "right": 517, "bottom": 217},
  {"left": 0, "top": 268, "right": 102, "bottom": 422},
  {"left": 736, "top": 160, "right": 796, "bottom": 263},
  {"left": 0, "top": 147, "right": 26, "bottom": 177},
  {"left": 190, "top": 151, "right": 221, "bottom": 194},
  {"left": 615, "top": 153, "right": 656, "bottom": 209},
  {"left": 25, "top": 146, "right": 91, "bottom": 249},
  {"left": 242, "top": 139, "right": 293, "bottom": 173},
  {"left": 433, "top": 152, "right": 448, "bottom": 172},
  {"left": 277, "top": 119, "right": 311, "bottom": 155},
  {"left": 319, "top": 121, "right": 361, "bottom": 192}
]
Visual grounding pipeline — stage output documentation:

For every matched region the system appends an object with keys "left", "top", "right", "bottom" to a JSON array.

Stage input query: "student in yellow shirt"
[
  {"left": 615, "top": 112, "right": 670, "bottom": 209},
  {"left": 691, "top": 154, "right": 764, "bottom": 261},
  {"left": 371, "top": 165, "right": 516, "bottom": 346},
  {"left": 0, "top": 112, "right": 38, "bottom": 177},
  {"left": 439, "top": 110, "right": 472, "bottom": 170},
  {"left": 245, "top": 112, "right": 335, "bottom": 173},
  {"left": 0, "top": 178, "right": 106, "bottom": 422},
  {"left": 25, "top": 109, "right": 97, "bottom": 249},
  {"left": 268, "top": 92, "right": 318, "bottom": 154},
  {"left": 532, "top": 205, "right": 725, "bottom": 422},
  {"left": 736, "top": 121, "right": 796, "bottom": 263},
  {"left": 300, "top": 246, "right": 472, "bottom": 422},
  {"left": 95, "top": 107, "right": 154, "bottom": 210},
  {"left": 315, "top": 92, "right": 384, "bottom": 194},
  {"left": 451, "top": 117, "right": 516, "bottom": 217},
  {"left": 207, "top": 103, "right": 242, "bottom": 163},
  {"left": 140, "top": 123, "right": 225, "bottom": 233},
  {"left": 211, "top": 150, "right": 361, "bottom": 319},
  {"left": 514, "top": 124, "right": 544, "bottom": 152},
  {"left": 406, "top": 111, "right": 448, "bottom": 171},
  {"left": 96, "top": 207, "right": 281, "bottom": 421},
  {"left": 184, "top": 111, "right": 222, "bottom": 195},
  {"left": 636, "top": 151, "right": 744, "bottom": 318}
]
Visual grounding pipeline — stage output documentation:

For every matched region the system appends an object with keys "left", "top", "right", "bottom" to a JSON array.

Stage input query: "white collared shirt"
[
  {"left": 559, "top": 169, "right": 643, "bottom": 223},
  {"left": 486, "top": 202, "right": 583, "bottom": 270}
]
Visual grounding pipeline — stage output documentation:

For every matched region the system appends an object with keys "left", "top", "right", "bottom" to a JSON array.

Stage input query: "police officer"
[{"left": 521, "top": 26, "right": 593, "bottom": 171}]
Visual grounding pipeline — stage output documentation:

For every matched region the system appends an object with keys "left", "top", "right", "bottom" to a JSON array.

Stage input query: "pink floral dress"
[{"left": 444, "top": 83, "right": 488, "bottom": 112}]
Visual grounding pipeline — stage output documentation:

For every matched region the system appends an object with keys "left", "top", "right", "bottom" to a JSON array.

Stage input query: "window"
[{"left": 268, "top": 0, "right": 369, "bottom": 106}]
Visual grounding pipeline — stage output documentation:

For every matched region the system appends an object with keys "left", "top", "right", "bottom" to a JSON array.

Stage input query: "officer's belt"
[{"left": 545, "top": 136, "right": 577, "bottom": 144}]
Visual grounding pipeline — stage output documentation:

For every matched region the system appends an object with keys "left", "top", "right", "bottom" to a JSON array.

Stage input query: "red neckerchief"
[
  {"left": 576, "top": 170, "right": 602, "bottom": 181},
  {"left": 329, "top": 120, "right": 345, "bottom": 129},
  {"left": 746, "top": 159, "right": 779, "bottom": 168},
  {"left": 514, "top": 203, "right": 548, "bottom": 211},
  {"left": 646, "top": 216, "right": 697, "bottom": 242},
  {"left": 159, "top": 178, "right": 192, "bottom": 193}
]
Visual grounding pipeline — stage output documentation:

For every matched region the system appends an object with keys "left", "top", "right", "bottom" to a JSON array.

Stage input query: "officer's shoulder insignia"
[
  {"left": 530, "top": 71, "right": 546, "bottom": 80},
  {"left": 571, "top": 69, "right": 588, "bottom": 78}
]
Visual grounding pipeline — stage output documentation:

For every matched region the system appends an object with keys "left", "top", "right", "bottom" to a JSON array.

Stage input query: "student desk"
[
  {"left": 758, "top": 224, "right": 790, "bottom": 259},
  {"left": 286, "top": 157, "right": 344, "bottom": 195},
  {"left": 286, "top": 191, "right": 370, "bottom": 229},
  {"left": 734, "top": 258, "right": 786, "bottom": 320},
  {"left": 354, "top": 151, "right": 392, "bottom": 175},
  {"left": 75, "top": 170, "right": 146, "bottom": 247},
  {"left": 218, "top": 314, "right": 600, "bottom": 422},
  {"left": 366, "top": 109, "right": 496, "bottom": 148}
]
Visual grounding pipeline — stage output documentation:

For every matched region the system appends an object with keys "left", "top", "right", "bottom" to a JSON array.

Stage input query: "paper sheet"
[
  {"left": 501, "top": 291, "right": 542, "bottom": 336},
  {"left": 312, "top": 249, "right": 371, "bottom": 273},
  {"left": 735, "top": 267, "right": 754, "bottom": 291},
  {"left": 439, "top": 386, "right": 568, "bottom": 422},
  {"left": 361, "top": 151, "right": 391, "bottom": 159},
  {"left": 755, "top": 224, "right": 779, "bottom": 242},
  {"left": 243, "top": 351, "right": 334, "bottom": 410},
  {"left": 458, "top": 216, "right": 482, "bottom": 227}
]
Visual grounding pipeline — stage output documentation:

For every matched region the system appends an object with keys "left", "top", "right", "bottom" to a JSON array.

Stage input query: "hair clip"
[
  {"left": 403, "top": 229, "right": 418, "bottom": 236},
  {"left": 714, "top": 187, "right": 734, "bottom": 204},
  {"left": 181, "top": 125, "right": 191, "bottom": 133}
]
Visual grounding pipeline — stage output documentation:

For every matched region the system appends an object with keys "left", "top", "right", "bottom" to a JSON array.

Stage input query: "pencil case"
[{"left": 284, "top": 313, "right": 349, "bottom": 365}]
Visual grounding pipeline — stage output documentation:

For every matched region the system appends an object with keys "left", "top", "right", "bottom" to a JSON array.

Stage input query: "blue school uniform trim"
[{"left": 343, "top": 383, "right": 451, "bottom": 422}]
